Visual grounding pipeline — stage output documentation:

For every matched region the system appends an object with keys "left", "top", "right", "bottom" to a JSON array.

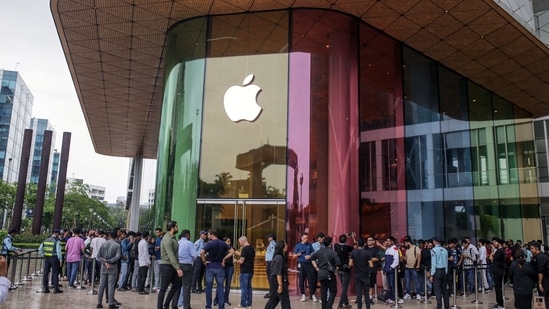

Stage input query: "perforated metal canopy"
[{"left": 50, "top": 0, "right": 549, "bottom": 158}]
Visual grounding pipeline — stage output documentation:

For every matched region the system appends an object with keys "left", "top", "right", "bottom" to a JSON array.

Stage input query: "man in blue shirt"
[
  {"left": 200, "top": 229, "right": 234, "bottom": 309},
  {"left": 294, "top": 233, "right": 316, "bottom": 302},
  {"left": 192, "top": 230, "right": 208, "bottom": 293},
  {"left": 430, "top": 236, "right": 449, "bottom": 309},
  {"left": 152, "top": 228, "right": 163, "bottom": 292},
  {"left": 177, "top": 229, "right": 197, "bottom": 309},
  {"left": 264, "top": 233, "right": 276, "bottom": 298}
]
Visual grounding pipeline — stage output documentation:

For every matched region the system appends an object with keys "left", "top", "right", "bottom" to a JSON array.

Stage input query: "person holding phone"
[{"left": 294, "top": 233, "right": 316, "bottom": 302}]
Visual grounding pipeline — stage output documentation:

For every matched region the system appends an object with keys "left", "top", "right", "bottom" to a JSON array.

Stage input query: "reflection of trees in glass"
[
  {"left": 479, "top": 214, "right": 498, "bottom": 240},
  {"left": 199, "top": 171, "right": 283, "bottom": 198}
]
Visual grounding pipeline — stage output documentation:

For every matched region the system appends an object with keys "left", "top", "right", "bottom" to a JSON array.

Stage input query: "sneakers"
[
  {"left": 385, "top": 299, "right": 395, "bottom": 305},
  {"left": 403, "top": 293, "right": 411, "bottom": 300},
  {"left": 312, "top": 295, "right": 318, "bottom": 302},
  {"left": 416, "top": 294, "right": 422, "bottom": 301},
  {"left": 397, "top": 298, "right": 404, "bottom": 304},
  {"left": 300, "top": 295, "right": 307, "bottom": 302}
]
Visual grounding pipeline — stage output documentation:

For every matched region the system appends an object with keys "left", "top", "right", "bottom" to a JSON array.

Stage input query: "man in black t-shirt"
[
  {"left": 350, "top": 238, "right": 375, "bottom": 309},
  {"left": 235, "top": 236, "right": 255, "bottom": 308},
  {"left": 335, "top": 233, "right": 355, "bottom": 309},
  {"left": 531, "top": 241, "right": 549, "bottom": 309},
  {"left": 364, "top": 237, "right": 381, "bottom": 302}
]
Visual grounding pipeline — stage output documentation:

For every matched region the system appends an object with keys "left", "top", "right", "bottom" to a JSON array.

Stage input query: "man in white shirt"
[
  {"left": 90, "top": 230, "right": 107, "bottom": 283},
  {"left": 136, "top": 231, "right": 151, "bottom": 295},
  {"left": 477, "top": 239, "right": 490, "bottom": 291}
]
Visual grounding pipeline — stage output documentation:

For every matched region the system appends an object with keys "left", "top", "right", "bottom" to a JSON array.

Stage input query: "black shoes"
[
  {"left": 53, "top": 289, "right": 63, "bottom": 293},
  {"left": 192, "top": 289, "right": 201, "bottom": 294},
  {"left": 96, "top": 305, "right": 103, "bottom": 309},
  {"left": 138, "top": 291, "right": 149, "bottom": 295},
  {"left": 36, "top": 288, "right": 50, "bottom": 293},
  {"left": 214, "top": 300, "right": 218, "bottom": 306},
  {"left": 264, "top": 293, "right": 271, "bottom": 298},
  {"left": 108, "top": 305, "right": 119, "bottom": 309}
]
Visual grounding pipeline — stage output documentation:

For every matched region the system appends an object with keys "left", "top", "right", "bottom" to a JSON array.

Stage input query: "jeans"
[
  {"left": 157, "top": 264, "right": 182, "bottom": 309},
  {"left": 215, "top": 266, "right": 234, "bottom": 304},
  {"left": 298, "top": 262, "right": 315, "bottom": 297},
  {"left": 462, "top": 268, "right": 475, "bottom": 293},
  {"left": 337, "top": 270, "right": 351, "bottom": 306},
  {"left": 240, "top": 272, "right": 253, "bottom": 307},
  {"left": 153, "top": 259, "right": 161, "bottom": 289},
  {"left": 118, "top": 262, "right": 128, "bottom": 289},
  {"left": 66, "top": 261, "right": 80, "bottom": 287},
  {"left": 387, "top": 269, "right": 396, "bottom": 301},
  {"left": 320, "top": 277, "right": 337, "bottom": 309},
  {"left": 355, "top": 275, "right": 371, "bottom": 309},
  {"left": 404, "top": 268, "right": 423, "bottom": 295},
  {"left": 205, "top": 267, "right": 226, "bottom": 309},
  {"left": 137, "top": 265, "right": 148, "bottom": 292},
  {"left": 177, "top": 263, "right": 194, "bottom": 309}
]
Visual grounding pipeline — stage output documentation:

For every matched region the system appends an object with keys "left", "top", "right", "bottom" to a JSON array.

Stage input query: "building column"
[{"left": 128, "top": 155, "right": 143, "bottom": 231}]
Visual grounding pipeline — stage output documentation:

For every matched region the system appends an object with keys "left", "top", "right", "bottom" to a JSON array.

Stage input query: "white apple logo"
[{"left": 223, "top": 74, "right": 262, "bottom": 122}]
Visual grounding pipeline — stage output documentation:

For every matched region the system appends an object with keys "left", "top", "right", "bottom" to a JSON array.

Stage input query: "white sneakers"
[
  {"left": 416, "top": 294, "right": 422, "bottom": 301},
  {"left": 403, "top": 293, "right": 411, "bottom": 300},
  {"left": 300, "top": 295, "right": 307, "bottom": 302},
  {"left": 312, "top": 295, "right": 318, "bottom": 302}
]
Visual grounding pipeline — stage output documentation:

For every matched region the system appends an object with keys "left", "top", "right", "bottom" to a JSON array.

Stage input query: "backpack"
[
  {"left": 378, "top": 289, "right": 391, "bottom": 302},
  {"left": 130, "top": 242, "right": 138, "bottom": 259}
]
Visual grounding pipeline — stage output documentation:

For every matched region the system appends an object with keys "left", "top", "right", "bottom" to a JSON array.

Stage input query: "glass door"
[{"left": 196, "top": 199, "right": 286, "bottom": 290}]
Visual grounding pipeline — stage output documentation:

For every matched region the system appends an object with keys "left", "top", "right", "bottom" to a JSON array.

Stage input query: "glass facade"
[{"left": 157, "top": 9, "right": 542, "bottom": 267}]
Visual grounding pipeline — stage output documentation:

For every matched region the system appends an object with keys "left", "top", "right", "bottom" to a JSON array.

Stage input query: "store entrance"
[{"left": 196, "top": 199, "right": 286, "bottom": 290}]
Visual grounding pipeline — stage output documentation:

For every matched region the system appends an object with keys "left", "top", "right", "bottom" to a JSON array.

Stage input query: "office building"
[
  {"left": 28, "top": 118, "right": 56, "bottom": 184},
  {"left": 0, "top": 70, "right": 34, "bottom": 184}
]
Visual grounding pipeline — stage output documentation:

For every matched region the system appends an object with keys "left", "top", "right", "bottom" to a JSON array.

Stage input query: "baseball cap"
[
  {"left": 432, "top": 236, "right": 443, "bottom": 243},
  {"left": 199, "top": 230, "right": 207, "bottom": 235}
]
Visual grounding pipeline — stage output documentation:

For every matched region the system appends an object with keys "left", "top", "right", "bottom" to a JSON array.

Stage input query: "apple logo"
[{"left": 223, "top": 74, "right": 262, "bottom": 122}]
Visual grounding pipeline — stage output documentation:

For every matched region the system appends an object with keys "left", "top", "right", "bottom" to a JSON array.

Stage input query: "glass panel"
[
  {"left": 403, "top": 46, "right": 439, "bottom": 125},
  {"left": 407, "top": 201, "right": 444, "bottom": 240},
  {"left": 289, "top": 9, "right": 360, "bottom": 243},
  {"left": 198, "top": 53, "right": 288, "bottom": 199},
  {"left": 444, "top": 201, "right": 475, "bottom": 241}
]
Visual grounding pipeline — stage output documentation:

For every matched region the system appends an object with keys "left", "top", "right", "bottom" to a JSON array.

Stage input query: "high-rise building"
[
  {"left": 28, "top": 118, "right": 56, "bottom": 184},
  {"left": 0, "top": 70, "right": 33, "bottom": 183},
  {"left": 50, "top": 151, "right": 60, "bottom": 185}
]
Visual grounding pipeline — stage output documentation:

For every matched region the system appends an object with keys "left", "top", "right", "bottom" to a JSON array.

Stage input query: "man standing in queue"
[
  {"left": 429, "top": 236, "right": 449, "bottom": 309},
  {"left": 200, "top": 229, "right": 234, "bottom": 309},
  {"left": 37, "top": 229, "right": 63, "bottom": 294},
  {"left": 157, "top": 221, "right": 182, "bottom": 309},
  {"left": 490, "top": 238, "right": 506, "bottom": 309},
  {"left": 96, "top": 231, "right": 122, "bottom": 309}
]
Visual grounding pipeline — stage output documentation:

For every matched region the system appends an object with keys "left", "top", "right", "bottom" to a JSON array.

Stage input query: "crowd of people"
[{"left": 3, "top": 225, "right": 549, "bottom": 309}]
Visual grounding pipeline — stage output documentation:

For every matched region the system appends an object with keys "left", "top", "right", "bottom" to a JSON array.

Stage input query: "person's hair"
[
  {"left": 531, "top": 242, "right": 541, "bottom": 251},
  {"left": 109, "top": 231, "right": 117, "bottom": 239},
  {"left": 357, "top": 238, "right": 366, "bottom": 247},
  {"left": 166, "top": 221, "right": 177, "bottom": 231},
  {"left": 339, "top": 234, "right": 347, "bottom": 243},
  {"left": 322, "top": 236, "right": 333, "bottom": 247},
  {"left": 387, "top": 235, "right": 396, "bottom": 243},
  {"left": 155, "top": 227, "right": 162, "bottom": 232},
  {"left": 239, "top": 236, "right": 248, "bottom": 243},
  {"left": 73, "top": 227, "right": 81, "bottom": 235},
  {"left": 223, "top": 237, "right": 231, "bottom": 242},
  {"left": 274, "top": 240, "right": 286, "bottom": 256},
  {"left": 461, "top": 239, "right": 468, "bottom": 245},
  {"left": 208, "top": 229, "right": 218, "bottom": 237},
  {"left": 142, "top": 231, "right": 150, "bottom": 238},
  {"left": 180, "top": 229, "right": 190, "bottom": 238},
  {"left": 448, "top": 238, "right": 458, "bottom": 245},
  {"left": 301, "top": 233, "right": 308, "bottom": 238},
  {"left": 316, "top": 232, "right": 325, "bottom": 239}
]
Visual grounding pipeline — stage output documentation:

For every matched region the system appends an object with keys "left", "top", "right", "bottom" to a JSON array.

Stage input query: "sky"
[{"left": 0, "top": 1, "right": 156, "bottom": 203}]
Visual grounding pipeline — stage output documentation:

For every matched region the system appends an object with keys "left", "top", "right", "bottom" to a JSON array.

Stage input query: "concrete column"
[{"left": 128, "top": 155, "right": 143, "bottom": 231}]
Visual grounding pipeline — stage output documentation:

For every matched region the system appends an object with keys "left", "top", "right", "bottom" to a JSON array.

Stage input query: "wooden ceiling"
[{"left": 50, "top": 0, "right": 549, "bottom": 158}]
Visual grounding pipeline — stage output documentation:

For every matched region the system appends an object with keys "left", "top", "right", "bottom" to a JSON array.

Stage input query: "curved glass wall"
[{"left": 156, "top": 8, "right": 542, "bottom": 258}]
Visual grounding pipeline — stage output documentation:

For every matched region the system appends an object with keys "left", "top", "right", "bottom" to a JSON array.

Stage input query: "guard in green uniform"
[{"left": 37, "top": 229, "right": 63, "bottom": 293}]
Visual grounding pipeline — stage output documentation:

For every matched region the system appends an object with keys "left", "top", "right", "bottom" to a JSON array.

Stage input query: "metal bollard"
[
  {"left": 461, "top": 266, "right": 468, "bottom": 297},
  {"left": 420, "top": 268, "right": 431, "bottom": 304},
  {"left": 23, "top": 251, "right": 34, "bottom": 280},
  {"left": 31, "top": 250, "right": 40, "bottom": 276},
  {"left": 15, "top": 253, "right": 26, "bottom": 285},
  {"left": 470, "top": 264, "right": 482, "bottom": 304},
  {"left": 450, "top": 267, "right": 461, "bottom": 309},
  {"left": 76, "top": 255, "right": 86, "bottom": 290},
  {"left": 9, "top": 255, "right": 19, "bottom": 288},
  {"left": 86, "top": 258, "right": 97, "bottom": 295},
  {"left": 389, "top": 268, "right": 402, "bottom": 308}
]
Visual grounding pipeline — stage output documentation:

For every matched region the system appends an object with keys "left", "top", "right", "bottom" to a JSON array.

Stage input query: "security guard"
[
  {"left": 430, "top": 236, "right": 449, "bottom": 309},
  {"left": 37, "top": 229, "right": 63, "bottom": 293}
]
